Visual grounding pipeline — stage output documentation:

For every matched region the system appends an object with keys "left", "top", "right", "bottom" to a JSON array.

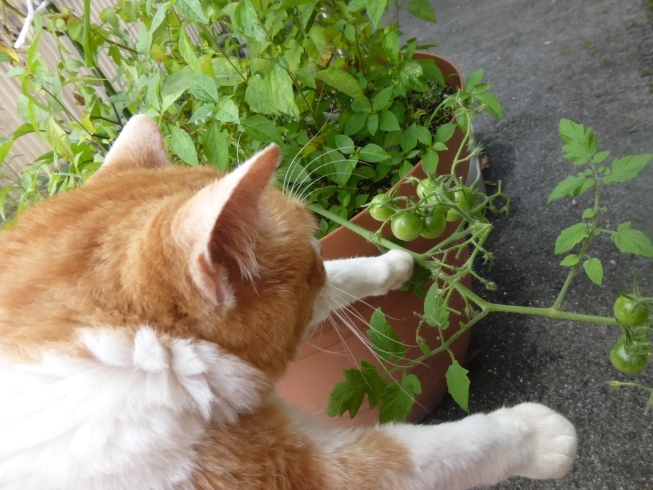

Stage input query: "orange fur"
[{"left": 0, "top": 116, "right": 414, "bottom": 489}]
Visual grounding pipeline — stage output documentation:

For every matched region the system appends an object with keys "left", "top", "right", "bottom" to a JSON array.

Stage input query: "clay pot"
[{"left": 278, "top": 54, "right": 471, "bottom": 427}]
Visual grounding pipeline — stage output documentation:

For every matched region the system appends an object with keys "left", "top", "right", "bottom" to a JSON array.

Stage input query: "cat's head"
[{"left": 0, "top": 115, "right": 325, "bottom": 379}]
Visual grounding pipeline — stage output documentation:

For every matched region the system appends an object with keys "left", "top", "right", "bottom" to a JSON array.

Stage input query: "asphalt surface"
[{"left": 401, "top": 1, "right": 653, "bottom": 488}]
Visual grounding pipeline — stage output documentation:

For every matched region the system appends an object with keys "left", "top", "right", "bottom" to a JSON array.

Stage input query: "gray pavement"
[{"left": 403, "top": 1, "right": 653, "bottom": 488}]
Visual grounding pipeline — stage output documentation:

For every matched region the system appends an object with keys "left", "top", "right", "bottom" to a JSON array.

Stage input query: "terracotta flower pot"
[{"left": 278, "top": 54, "right": 472, "bottom": 428}]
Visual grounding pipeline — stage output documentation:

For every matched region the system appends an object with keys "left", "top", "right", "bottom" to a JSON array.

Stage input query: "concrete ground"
[{"left": 401, "top": 1, "right": 653, "bottom": 488}]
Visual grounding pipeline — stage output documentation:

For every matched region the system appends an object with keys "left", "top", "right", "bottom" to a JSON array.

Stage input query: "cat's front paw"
[
  {"left": 374, "top": 250, "right": 414, "bottom": 294},
  {"left": 506, "top": 403, "right": 577, "bottom": 480}
]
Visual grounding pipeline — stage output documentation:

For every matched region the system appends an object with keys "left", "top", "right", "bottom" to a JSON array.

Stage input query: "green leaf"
[
  {"left": 373, "top": 86, "right": 394, "bottom": 112},
  {"left": 188, "top": 103, "right": 214, "bottom": 123},
  {"left": 379, "top": 111, "right": 400, "bottom": 132},
  {"left": 558, "top": 119, "right": 598, "bottom": 165},
  {"left": 367, "top": 113, "right": 379, "bottom": 135},
  {"left": 434, "top": 123, "right": 456, "bottom": 144},
  {"left": 269, "top": 64, "right": 300, "bottom": 118},
  {"left": 367, "top": 308, "right": 406, "bottom": 362},
  {"left": 190, "top": 74, "right": 219, "bottom": 103},
  {"left": 605, "top": 154, "right": 653, "bottom": 183},
  {"left": 316, "top": 68, "right": 368, "bottom": 104},
  {"left": 582, "top": 208, "right": 596, "bottom": 219},
  {"left": 583, "top": 258, "right": 603, "bottom": 286},
  {"left": 179, "top": 27, "right": 202, "bottom": 73},
  {"left": 406, "top": 0, "right": 437, "bottom": 23},
  {"left": 560, "top": 254, "right": 580, "bottom": 266},
  {"left": 464, "top": 70, "right": 484, "bottom": 92},
  {"left": 446, "top": 360, "right": 470, "bottom": 412},
  {"left": 335, "top": 134, "right": 355, "bottom": 154},
  {"left": 331, "top": 158, "right": 356, "bottom": 186},
  {"left": 241, "top": 115, "right": 282, "bottom": 144},
  {"left": 382, "top": 30, "right": 400, "bottom": 62},
  {"left": 203, "top": 122, "right": 229, "bottom": 171},
  {"left": 423, "top": 282, "right": 449, "bottom": 328},
  {"left": 45, "top": 117, "right": 74, "bottom": 162},
  {"left": 346, "top": 0, "right": 367, "bottom": 12},
  {"left": 0, "top": 139, "right": 14, "bottom": 163},
  {"left": 245, "top": 76, "right": 277, "bottom": 115},
  {"left": 149, "top": 2, "right": 170, "bottom": 34},
  {"left": 611, "top": 222, "right": 653, "bottom": 258},
  {"left": 136, "top": 24, "right": 153, "bottom": 55},
  {"left": 344, "top": 113, "right": 368, "bottom": 135},
  {"left": 547, "top": 175, "right": 587, "bottom": 203},
  {"left": 421, "top": 149, "right": 439, "bottom": 175},
  {"left": 555, "top": 223, "right": 589, "bottom": 255},
  {"left": 326, "top": 361, "right": 391, "bottom": 417},
  {"left": 400, "top": 124, "right": 418, "bottom": 153},
  {"left": 176, "top": 0, "right": 207, "bottom": 22},
  {"left": 168, "top": 125, "right": 198, "bottom": 165},
  {"left": 295, "top": 67, "right": 316, "bottom": 88},
  {"left": 82, "top": 0, "right": 96, "bottom": 68},
  {"left": 415, "top": 126, "right": 432, "bottom": 146},
  {"left": 233, "top": 0, "right": 267, "bottom": 41},
  {"left": 359, "top": 143, "right": 391, "bottom": 163},
  {"left": 215, "top": 99, "right": 240, "bottom": 123},
  {"left": 366, "top": 0, "right": 388, "bottom": 27},
  {"left": 379, "top": 375, "right": 421, "bottom": 423},
  {"left": 475, "top": 92, "right": 502, "bottom": 118},
  {"left": 593, "top": 150, "right": 610, "bottom": 164}
]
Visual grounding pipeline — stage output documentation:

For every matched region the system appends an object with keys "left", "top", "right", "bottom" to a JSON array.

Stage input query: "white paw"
[
  {"left": 375, "top": 250, "right": 414, "bottom": 293},
  {"left": 505, "top": 403, "right": 577, "bottom": 480}
]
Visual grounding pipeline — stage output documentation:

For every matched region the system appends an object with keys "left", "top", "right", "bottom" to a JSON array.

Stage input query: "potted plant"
[
  {"left": 1, "top": 0, "right": 504, "bottom": 425},
  {"left": 13, "top": 0, "right": 650, "bottom": 428}
]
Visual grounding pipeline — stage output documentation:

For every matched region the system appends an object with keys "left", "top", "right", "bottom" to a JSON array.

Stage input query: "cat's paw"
[
  {"left": 374, "top": 250, "right": 414, "bottom": 293},
  {"left": 506, "top": 403, "right": 577, "bottom": 480}
]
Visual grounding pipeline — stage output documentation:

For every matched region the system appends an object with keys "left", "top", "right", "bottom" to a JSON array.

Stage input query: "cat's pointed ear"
[
  {"left": 173, "top": 144, "right": 280, "bottom": 305},
  {"left": 92, "top": 115, "right": 170, "bottom": 180}
]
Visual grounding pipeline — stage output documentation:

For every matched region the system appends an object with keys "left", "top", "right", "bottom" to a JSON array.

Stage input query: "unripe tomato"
[
  {"left": 416, "top": 179, "right": 436, "bottom": 199},
  {"left": 421, "top": 210, "right": 446, "bottom": 239},
  {"left": 610, "top": 336, "right": 648, "bottom": 375},
  {"left": 391, "top": 212, "right": 423, "bottom": 241},
  {"left": 614, "top": 296, "right": 649, "bottom": 327},
  {"left": 368, "top": 194, "right": 395, "bottom": 221}
]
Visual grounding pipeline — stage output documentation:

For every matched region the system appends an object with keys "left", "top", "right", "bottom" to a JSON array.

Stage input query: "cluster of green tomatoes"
[
  {"left": 611, "top": 295, "right": 651, "bottom": 375},
  {"left": 367, "top": 178, "right": 475, "bottom": 242}
]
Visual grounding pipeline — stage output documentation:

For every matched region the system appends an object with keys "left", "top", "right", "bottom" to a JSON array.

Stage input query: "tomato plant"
[
  {"left": 610, "top": 336, "right": 648, "bottom": 375},
  {"left": 421, "top": 210, "right": 447, "bottom": 239},
  {"left": 368, "top": 195, "right": 395, "bottom": 222},
  {"left": 391, "top": 212, "right": 423, "bottom": 242},
  {"left": 614, "top": 295, "right": 649, "bottom": 327}
]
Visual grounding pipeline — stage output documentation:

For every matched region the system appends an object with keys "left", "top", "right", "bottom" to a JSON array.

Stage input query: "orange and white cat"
[{"left": 0, "top": 116, "right": 576, "bottom": 489}]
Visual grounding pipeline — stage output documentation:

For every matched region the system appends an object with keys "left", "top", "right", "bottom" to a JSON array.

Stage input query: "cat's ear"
[
  {"left": 92, "top": 115, "right": 170, "bottom": 180},
  {"left": 172, "top": 144, "right": 280, "bottom": 305}
]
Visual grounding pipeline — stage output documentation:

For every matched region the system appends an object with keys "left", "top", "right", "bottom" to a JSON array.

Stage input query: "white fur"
[
  {"left": 310, "top": 249, "right": 414, "bottom": 326},
  {"left": 380, "top": 403, "right": 577, "bottom": 490},
  {"left": 0, "top": 326, "right": 264, "bottom": 490}
]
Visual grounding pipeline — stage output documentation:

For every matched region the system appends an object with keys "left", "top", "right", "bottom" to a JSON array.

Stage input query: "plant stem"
[
  {"left": 552, "top": 161, "right": 601, "bottom": 310},
  {"left": 309, "top": 202, "right": 619, "bottom": 327}
]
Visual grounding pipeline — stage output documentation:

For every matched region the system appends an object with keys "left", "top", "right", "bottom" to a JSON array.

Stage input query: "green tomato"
[
  {"left": 421, "top": 210, "right": 447, "bottom": 239},
  {"left": 368, "top": 194, "right": 395, "bottom": 221},
  {"left": 416, "top": 179, "right": 436, "bottom": 199},
  {"left": 446, "top": 208, "right": 461, "bottom": 222},
  {"left": 614, "top": 296, "right": 649, "bottom": 327},
  {"left": 391, "top": 212, "right": 423, "bottom": 241},
  {"left": 610, "top": 337, "right": 648, "bottom": 375}
]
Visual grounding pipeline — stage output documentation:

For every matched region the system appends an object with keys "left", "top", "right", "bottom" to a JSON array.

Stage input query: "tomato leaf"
[
  {"left": 379, "top": 375, "right": 421, "bottom": 423},
  {"left": 241, "top": 115, "right": 282, "bottom": 144},
  {"left": 604, "top": 154, "right": 653, "bottom": 184},
  {"left": 583, "top": 258, "right": 603, "bottom": 286},
  {"left": 367, "top": 308, "right": 406, "bottom": 362},
  {"left": 611, "top": 222, "right": 653, "bottom": 258},
  {"left": 423, "top": 282, "right": 449, "bottom": 328},
  {"left": 555, "top": 223, "right": 589, "bottom": 255},
  {"left": 446, "top": 360, "right": 470, "bottom": 412},
  {"left": 559, "top": 254, "right": 580, "bottom": 267},
  {"left": 176, "top": 0, "right": 207, "bottom": 22}
]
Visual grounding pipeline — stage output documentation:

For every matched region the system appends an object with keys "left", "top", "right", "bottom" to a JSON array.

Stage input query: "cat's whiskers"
[
  {"left": 288, "top": 148, "right": 352, "bottom": 200},
  {"left": 282, "top": 120, "right": 330, "bottom": 196},
  {"left": 293, "top": 162, "right": 372, "bottom": 204}
]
